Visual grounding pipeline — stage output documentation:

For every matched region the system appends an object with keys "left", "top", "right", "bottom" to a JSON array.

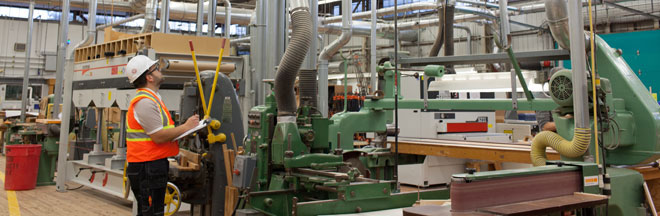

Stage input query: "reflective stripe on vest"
[{"left": 125, "top": 88, "right": 179, "bottom": 162}]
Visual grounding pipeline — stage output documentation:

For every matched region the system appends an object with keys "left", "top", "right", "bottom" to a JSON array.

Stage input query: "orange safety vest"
[{"left": 125, "top": 88, "right": 179, "bottom": 163}]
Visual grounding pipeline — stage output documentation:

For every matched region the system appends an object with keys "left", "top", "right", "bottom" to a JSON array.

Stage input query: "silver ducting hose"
[
  {"left": 274, "top": 8, "right": 313, "bottom": 116},
  {"left": 428, "top": 7, "right": 446, "bottom": 57},
  {"left": 140, "top": 0, "right": 158, "bottom": 33},
  {"left": 545, "top": 0, "right": 570, "bottom": 49}
]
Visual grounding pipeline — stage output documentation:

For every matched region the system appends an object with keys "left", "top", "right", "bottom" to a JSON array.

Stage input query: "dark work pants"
[{"left": 127, "top": 158, "right": 169, "bottom": 216}]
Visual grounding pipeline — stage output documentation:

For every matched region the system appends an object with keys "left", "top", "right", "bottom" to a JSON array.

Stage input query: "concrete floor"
[{"left": 0, "top": 155, "right": 194, "bottom": 216}]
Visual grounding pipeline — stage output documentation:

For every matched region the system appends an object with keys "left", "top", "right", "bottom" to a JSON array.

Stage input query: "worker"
[{"left": 124, "top": 55, "right": 199, "bottom": 216}]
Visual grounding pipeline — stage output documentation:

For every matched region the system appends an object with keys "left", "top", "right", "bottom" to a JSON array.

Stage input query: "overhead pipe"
[
  {"left": 56, "top": 0, "right": 97, "bottom": 193},
  {"left": 444, "top": 5, "right": 455, "bottom": 72},
  {"left": 322, "top": 2, "right": 438, "bottom": 24},
  {"left": 531, "top": 0, "right": 592, "bottom": 166},
  {"left": 567, "top": 0, "right": 590, "bottom": 130},
  {"left": 453, "top": 24, "right": 472, "bottom": 54},
  {"left": 274, "top": 0, "right": 313, "bottom": 117},
  {"left": 428, "top": 1, "right": 446, "bottom": 57},
  {"left": 140, "top": 0, "right": 158, "bottom": 33},
  {"left": 545, "top": 0, "right": 570, "bottom": 49},
  {"left": 20, "top": 0, "right": 35, "bottom": 122},
  {"left": 318, "top": 0, "right": 353, "bottom": 117},
  {"left": 321, "top": 2, "right": 543, "bottom": 25},
  {"left": 96, "top": 14, "right": 146, "bottom": 30},
  {"left": 207, "top": 0, "right": 217, "bottom": 36},
  {"left": 223, "top": 0, "right": 231, "bottom": 37},
  {"left": 303, "top": 0, "right": 319, "bottom": 71},
  {"left": 500, "top": 0, "right": 515, "bottom": 108},
  {"left": 196, "top": 0, "right": 204, "bottom": 36},
  {"left": 370, "top": 0, "right": 377, "bottom": 94},
  {"left": 456, "top": 0, "right": 521, "bottom": 12},
  {"left": 318, "top": 1, "right": 353, "bottom": 61},
  {"left": 159, "top": 0, "right": 170, "bottom": 33}
]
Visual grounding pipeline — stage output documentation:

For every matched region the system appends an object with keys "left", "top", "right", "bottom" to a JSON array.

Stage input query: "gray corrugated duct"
[
  {"left": 428, "top": 4, "right": 446, "bottom": 57},
  {"left": 274, "top": 1, "right": 313, "bottom": 117}
]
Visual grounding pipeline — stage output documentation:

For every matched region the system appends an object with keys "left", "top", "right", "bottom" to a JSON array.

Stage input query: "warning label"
[{"left": 584, "top": 176, "right": 599, "bottom": 186}]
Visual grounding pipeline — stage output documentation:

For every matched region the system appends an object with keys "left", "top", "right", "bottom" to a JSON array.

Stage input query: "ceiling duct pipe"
[
  {"left": 196, "top": 0, "right": 204, "bottom": 36},
  {"left": 140, "top": 0, "right": 158, "bottom": 33},
  {"left": 207, "top": 0, "right": 217, "bottom": 36},
  {"left": 545, "top": 0, "right": 570, "bottom": 49},
  {"left": 96, "top": 14, "right": 146, "bottom": 30},
  {"left": 444, "top": 4, "right": 455, "bottom": 72},
  {"left": 223, "top": 0, "right": 231, "bottom": 37},
  {"left": 274, "top": 0, "right": 313, "bottom": 118},
  {"left": 159, "top": 0, "right": 170, "bottom": 33},
  {"left": 453, "top": 24, "right": 472, "bottom": 54},
  {"left": 322, "top": 2, "right": 438, "bottom": 24},
  {"left": 318, "top": 0, "right": 353, "bottom": 117},
  {"left": 429, "top": 1, "right": 446, "bottom": 57}
]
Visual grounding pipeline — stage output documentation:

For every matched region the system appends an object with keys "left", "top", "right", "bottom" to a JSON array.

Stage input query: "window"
[
  {"left": 4, "top": 85, "right": 41, "bottom": 101},
  {"left": 5, "top": 85, "right": 22, "bottom": 100}
]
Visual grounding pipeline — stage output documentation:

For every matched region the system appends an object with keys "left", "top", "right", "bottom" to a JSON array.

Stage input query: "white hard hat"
[{"left": 126, "top": 55, "right": 159, "bottom": 83}]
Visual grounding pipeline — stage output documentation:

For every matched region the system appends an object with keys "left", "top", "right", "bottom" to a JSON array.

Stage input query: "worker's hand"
[{"left": 184, "top": 114, "right": 200, "bottom": 129}]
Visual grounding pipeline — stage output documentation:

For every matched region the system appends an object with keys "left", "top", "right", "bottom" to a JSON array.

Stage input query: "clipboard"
[{"left": 174, "top": 119, "right": 209, "bottom": 141}]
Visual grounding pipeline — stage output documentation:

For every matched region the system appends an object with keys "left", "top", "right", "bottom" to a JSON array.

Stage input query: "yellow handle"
[
  {"left": 205, "top": 38, "right": 227, "bottom": 115},
  {"left": 196, "top": 38, "right": 228, "bottom": 144},
  {"left": 188, "top": 41, "right": 209, "bottom": 118}
]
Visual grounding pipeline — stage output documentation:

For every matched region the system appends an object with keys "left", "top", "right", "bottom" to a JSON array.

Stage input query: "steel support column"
[
  {"left": 20, "top": 0, "right": 35, "bottom": 122},
  {"left": 52, "top": 0, "right": 70, "bottom": 118}
]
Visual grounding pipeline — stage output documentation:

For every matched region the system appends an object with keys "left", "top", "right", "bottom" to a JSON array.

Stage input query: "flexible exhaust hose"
[
  {"left": 531, "top": 128, "right": 591, "bottom": 166},
  {"left": 443, "top": 5, "right": 455, "bottom": 72},
  {"left": 274, "top": 9, "right": 313, "bottom": 116},
  {"left": 428, "top": 8, "right": 445, "bottom": 57}
]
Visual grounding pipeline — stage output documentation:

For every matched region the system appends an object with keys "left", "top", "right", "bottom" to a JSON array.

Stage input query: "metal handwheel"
[{"left": 164, "top": 182, "right": 182, "bottom": 216}]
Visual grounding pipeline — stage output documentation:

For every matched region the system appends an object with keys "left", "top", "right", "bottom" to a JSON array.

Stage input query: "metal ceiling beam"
[
  {"left": 603, "top": 0, "right": 660, "bottom": 20},
  {"left": 399, "top": 49, "right": 570, "bottom": 66}
]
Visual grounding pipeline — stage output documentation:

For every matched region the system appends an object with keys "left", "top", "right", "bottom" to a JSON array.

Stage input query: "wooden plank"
[
  {"left": 230, "top": 132, "right": 238, "bottom": 152},
  {"left": 635, "top": 167, "right": 660, "bottom": 181},
  {"left": 150, "top": 33, "right": 230, "bottom": 56},
  {"left": 391, "top": 138, "right": 560, "bottom": 164},
  {"left": 228, "top": 150, "right": 236, "bottom": 174},
  {"left": 224, "top": 186, "right": 239, "bottom": 216},
  {"left": 478, "top": 192, "right": 608, "bottom": 216},
  {"left": 179, "top": 149, "right": 200, "bottom": 164},
  {"left": 222, "top": 144, "right": 233, "bottom": 185}
]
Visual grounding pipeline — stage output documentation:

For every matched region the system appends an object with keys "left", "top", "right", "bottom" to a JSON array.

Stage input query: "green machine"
[
  {"left": 232, "top": 1, "right": 660, "bottom": 215},
  {"left": 35, "top": 122, "right": 60, "bottom": 186}
]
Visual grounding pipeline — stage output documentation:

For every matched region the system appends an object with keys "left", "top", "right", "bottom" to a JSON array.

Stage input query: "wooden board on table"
[{"left": 478, "top": 192, "right": 608, "bottom": 215}]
